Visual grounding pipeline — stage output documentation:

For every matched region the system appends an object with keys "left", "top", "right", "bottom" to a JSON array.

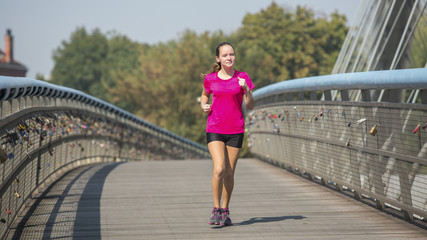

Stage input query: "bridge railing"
[
  {"left": 248, "top": 68, "right": 427, "bottom": 221},
  {"left": 0, "top": 76, "right": 209, "bottom": 238}
]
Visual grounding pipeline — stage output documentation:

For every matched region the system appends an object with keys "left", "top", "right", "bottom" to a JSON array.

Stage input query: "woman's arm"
[
  {"left": 238, "top": 77, "right": 255, "bottom": 110},
  {"left": 200, "top": 88, "right": 211, "bottom": 113},
  {"left": 244, "top": 90, "right": 254, "bottom": 110}
]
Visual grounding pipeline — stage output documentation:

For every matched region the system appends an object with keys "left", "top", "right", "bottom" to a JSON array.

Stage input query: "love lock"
[
  {"left": 14, "top": 191, "right": 21, "bottom": 198},
  {"left": 6, "top": 130, "right": 19, "bottom": 147},
  {"left": 370, "top": 125, "right": 378, "bottom": 136},
  {"left": 17, "top": 122, "right": 27, "bottom": 132},
  {"left": 357, "top": 118, "right": 367, "bottom": 125},
  {"left": 413, "top": 124, "right": 420, "bottom": 134},
  {"left": 273, "top": 124, "right": 280, "bottom": 134},
  {"left": 20, "top": 132, "right": 29, "bottom": 141},
  {"left": 28, "top": 122, "right": 35, "bottom": 132},
  {"left": 35, "top": 116, "right": 45, "bottom": 126}
]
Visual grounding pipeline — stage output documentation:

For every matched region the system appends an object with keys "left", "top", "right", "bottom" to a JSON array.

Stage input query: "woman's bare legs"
[
  {"left": 208, "top": 141, "right": 226, "bottom": 208},
  {"left": 221, "top": 145, "right": 240, "bottom": 209},
  {"left": 208, "top": 141, "right": 240, "bottom": 209}
]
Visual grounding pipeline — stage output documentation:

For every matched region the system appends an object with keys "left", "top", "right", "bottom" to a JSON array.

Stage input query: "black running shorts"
[{"left": 206, "top": 132, "right": 244, "bottom": 148}]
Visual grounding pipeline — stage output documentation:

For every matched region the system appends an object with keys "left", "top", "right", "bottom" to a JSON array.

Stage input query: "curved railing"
[
  {"left": 248, "top": 68, "right": 427, "bottom": 221},
  {"left": 0, "top": 76, "right": 209, "bottom": 238}
]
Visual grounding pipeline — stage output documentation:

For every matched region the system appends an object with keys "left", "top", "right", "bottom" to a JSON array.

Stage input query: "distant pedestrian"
[{"left": 200, "top": 41, "right": 255, "bottom": 226}]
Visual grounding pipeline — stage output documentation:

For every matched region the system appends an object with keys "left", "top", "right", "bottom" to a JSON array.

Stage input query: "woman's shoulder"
[
  {"left": 207, "top": 72, "right": 218, "bottom": 78},
  {"left": 205, "top": 72, "right": 218, "bottom": 81},
  {"left": 235, "top": 70, "right": 249, "bottom": 78}
]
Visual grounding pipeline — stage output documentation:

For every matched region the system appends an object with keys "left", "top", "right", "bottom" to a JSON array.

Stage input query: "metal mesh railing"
[
  {"left": 0, "top": 76, "right": 209, "bottom": 238},
  {"left": 248, "top": 68, "right": 427, "bottom": 221}
]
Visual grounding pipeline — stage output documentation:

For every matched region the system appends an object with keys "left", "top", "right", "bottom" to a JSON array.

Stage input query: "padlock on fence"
[
  {"left": 413, "top": 124, "right": 420, "bottom": 134},
  {"left": 14, "top": 191, "right": 21, "bottom": 198},
  {"left": 370, "top": 125, "right": 378, "bottom": 136}
]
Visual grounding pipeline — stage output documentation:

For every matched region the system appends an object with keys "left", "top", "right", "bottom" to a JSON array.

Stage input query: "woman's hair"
[{"left": 201, "top": 41, "right": 235, "bottom": 79}]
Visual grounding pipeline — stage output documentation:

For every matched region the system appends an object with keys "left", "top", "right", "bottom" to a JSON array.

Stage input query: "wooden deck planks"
[{"left": 6, "top": 158, "right": 427, "bottom": 239}]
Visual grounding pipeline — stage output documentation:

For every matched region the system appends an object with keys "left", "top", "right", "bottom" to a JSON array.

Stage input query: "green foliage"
[
  {"left": 51, "top": 28, "right": 108, "bottom": 97},
  {"left": 48, "top": 3, "right": 348, "bottom": 155},
  {"left": 234, "top": 3, "right": 347, "bottom": 88}
]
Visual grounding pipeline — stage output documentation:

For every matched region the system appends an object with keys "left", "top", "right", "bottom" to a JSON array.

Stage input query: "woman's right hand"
[{"left": 202, "top": 104, "right": 211, "bottom": 113}]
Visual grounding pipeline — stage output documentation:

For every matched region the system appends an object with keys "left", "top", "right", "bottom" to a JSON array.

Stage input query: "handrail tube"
[{"left": 253, "top": 68, "right": 427, "bottom": 100}]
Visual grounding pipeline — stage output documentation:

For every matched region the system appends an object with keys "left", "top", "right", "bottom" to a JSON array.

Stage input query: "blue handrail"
[{"left": 253, "top": 68, "right": 427, "bottom": 100}]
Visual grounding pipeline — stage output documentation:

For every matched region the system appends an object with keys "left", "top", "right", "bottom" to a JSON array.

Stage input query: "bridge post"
[
  {"left": 324, "top": 90, "right": 332, "bottom": 101},
  {"left": 340, "top": 90, "right": 349, "bottom": 101},
  {"left": 420, "top": 89, "right": 427, "bottom": 104}
]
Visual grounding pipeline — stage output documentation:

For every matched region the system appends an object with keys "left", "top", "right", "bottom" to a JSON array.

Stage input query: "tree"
[
  {"left": 234, "top": 3, "right": 348, "bottom": 88},
  {"left": 100, "top": 32, "right": 142, "bottom": 106},
  {"left": 51, "top": 27, "right": 108, "bottom": 97}
]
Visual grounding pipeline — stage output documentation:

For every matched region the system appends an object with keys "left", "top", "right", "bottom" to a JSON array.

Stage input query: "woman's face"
[{"left": 216, "top": 45, "right": 235, "bottom": 69}]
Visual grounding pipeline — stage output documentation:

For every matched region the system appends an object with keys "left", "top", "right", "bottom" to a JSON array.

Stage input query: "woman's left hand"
[{"left": 238, "top": 77, "right": 249, "bottom": 91}]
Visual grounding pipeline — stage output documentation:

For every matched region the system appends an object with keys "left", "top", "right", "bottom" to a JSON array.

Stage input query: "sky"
[{"left": 0, "top": 0, "right": 362, "bottom": 79}]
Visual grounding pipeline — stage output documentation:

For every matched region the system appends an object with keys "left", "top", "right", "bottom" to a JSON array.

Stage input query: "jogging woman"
[{"left": 200, "top": 41, "right": 255, "bottom": 226}]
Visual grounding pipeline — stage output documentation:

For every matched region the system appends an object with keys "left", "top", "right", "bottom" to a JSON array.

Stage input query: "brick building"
[{"left": 0, "top": 29, "right": 27, "bottom": 77}]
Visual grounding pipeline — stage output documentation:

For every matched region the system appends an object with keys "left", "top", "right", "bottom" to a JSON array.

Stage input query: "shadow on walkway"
[
  {"left": 73, "top": 162, "right": 122, "bottom": 239},
  {"left": 237, "top": 215, "right": 306, "bottom": 225},
  {"left": 9, "top": 162, "right": 122, "bottom": 239}
]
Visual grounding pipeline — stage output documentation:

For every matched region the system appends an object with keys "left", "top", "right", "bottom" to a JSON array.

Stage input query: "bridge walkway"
[{"left": 5, "top": 159, "right": 426, "bottom": 239}]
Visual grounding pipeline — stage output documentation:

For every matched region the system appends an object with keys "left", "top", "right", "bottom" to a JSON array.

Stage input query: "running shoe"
[
  {"left": 208, "top": 207, "right": 220, "bottom": 225},
  {"left": 220, "top": 208, "right": 232, "bottom": 226}
]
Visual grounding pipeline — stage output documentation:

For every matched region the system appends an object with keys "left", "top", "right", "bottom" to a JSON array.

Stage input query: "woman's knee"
[{"left": 213, "top": 167, "right": 225, "bottom": 178}]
